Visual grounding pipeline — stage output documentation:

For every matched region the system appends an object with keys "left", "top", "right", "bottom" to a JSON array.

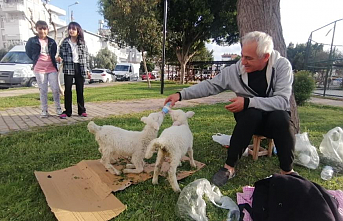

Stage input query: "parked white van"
[
  {"left": 0, "top": 45, "right": 37, "bottom": 88},
  {"left": 113, "top": 63, "right": 140, "bottom": 81}
]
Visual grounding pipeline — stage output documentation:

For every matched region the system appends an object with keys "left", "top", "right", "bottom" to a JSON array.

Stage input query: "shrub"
[{"left": 293, "top": 70, "right": 315, "bottom": 106}]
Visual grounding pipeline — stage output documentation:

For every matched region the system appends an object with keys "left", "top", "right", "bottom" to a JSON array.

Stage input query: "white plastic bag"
[
  {"left": 294, "top": 132, "right": 319, "bottom": 169},
  {"left": 212, "top": 133, "right": 249, "bottom": 157},
  {"left": 212, "top": 133, "right": 231, "bottom": 146},
  {"left": 176, "top": 178, "right": 240, "bottom": 221},
  {"left": 319, "top": 127, "right": 343, "bottom": 163}
]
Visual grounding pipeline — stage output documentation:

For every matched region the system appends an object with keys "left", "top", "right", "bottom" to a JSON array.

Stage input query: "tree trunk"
[
  {"left": 176, "top": 49, "right": 188, "bottom": 84},
  {"left": 237, "top": 0, "right": 286, "bottom": 56},
  {"left": 180, "top": 62, "right": 186, "bottom": 84},
  {"left": 237, "top": 0, "right": 300, "bottom": 133}
]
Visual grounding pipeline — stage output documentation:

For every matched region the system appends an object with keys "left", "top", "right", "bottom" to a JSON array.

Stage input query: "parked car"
[
  {"left": 0, "top": 45, "right": 37, "bottom": 88},
  {"left": 113, "top": 63, "right": 139, "bottom": 81},
  {"left": 90, "top": 69, "right": 113, "bottom": 83},
  {"left": 141, "top": 73, "right": 156, "bottom": 80},
  {"left": 332, "top": 77, "right": 342, "bottom": 86}
]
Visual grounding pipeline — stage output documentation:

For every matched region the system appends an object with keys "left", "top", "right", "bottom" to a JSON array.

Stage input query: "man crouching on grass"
[{"left": 164, "top": 31, "right": 295, "bottom": 186}]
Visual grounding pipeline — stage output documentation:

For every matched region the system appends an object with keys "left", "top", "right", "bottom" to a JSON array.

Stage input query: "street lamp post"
[
  {"left": 161, "top": 0, "right": 167, "bottom": 94},
  {"left": 67, "top": 1, "right": 79, "bottom": 24}
]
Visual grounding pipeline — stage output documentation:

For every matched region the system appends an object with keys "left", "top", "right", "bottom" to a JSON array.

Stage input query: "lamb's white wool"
[
  {"left": 145, "top": 109, "right": 196, "bottom": 192},
  {"left": 88, "top": 112, "right": 164, "bottom": 175}
]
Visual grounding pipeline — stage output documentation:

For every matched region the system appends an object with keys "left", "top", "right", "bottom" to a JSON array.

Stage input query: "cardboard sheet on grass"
[{"left": 35, "top": 157, "right": 205, "bottom": 221}]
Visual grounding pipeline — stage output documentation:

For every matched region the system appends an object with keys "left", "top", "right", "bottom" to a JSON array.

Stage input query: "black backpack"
[{"left": 239, "top": 173, "right": 342, "bottom": 221}]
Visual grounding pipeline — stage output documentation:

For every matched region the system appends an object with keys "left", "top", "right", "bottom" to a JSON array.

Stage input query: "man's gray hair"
[{"left": 242, "top": 31, "right": 274, "bottom": 58}]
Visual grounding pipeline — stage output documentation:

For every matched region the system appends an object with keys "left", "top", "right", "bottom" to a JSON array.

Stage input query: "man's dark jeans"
[{"left": 226, "top": 108, "right": 295, "bottom": 172}]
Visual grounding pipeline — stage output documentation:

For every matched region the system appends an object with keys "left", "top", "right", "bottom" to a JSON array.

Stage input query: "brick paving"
[
  {"left": 0, "top": 88, "right": 342, "bottom": 135},
  {"left": 0, "top": 92, "right": 236, "bottom": 134}
]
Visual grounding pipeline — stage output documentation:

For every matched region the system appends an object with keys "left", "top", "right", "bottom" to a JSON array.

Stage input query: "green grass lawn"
[
  {"left": 0, "top": 81, "right": 190, "bottom": 110},
  {"left": 1, "top": 102, "right": 343, "bottom": 220}
]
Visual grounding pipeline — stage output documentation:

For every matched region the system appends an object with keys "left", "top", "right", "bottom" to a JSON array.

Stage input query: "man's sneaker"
[
  {"left": 59, "top": 113, "right": 67, "bottom": 119},
  {"left": 211, "top": 167, "right": 236, "bottom": 187},
  {"left": 80, "top": 113, "right": 88, "bottom": 117},
  {"left": 40, "top": 111, "right": 49, "bottom": 118},
  {"left": 56, "top": 108, "right": 63, "bottom": 116}
]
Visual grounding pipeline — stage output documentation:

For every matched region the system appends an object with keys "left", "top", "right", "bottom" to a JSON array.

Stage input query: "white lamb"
[
  {"left": 87, "top": 112, "right": 164, "bottom": 175},
  {"left": 145, "top": 109, "right": 197, "bottom": 192}
]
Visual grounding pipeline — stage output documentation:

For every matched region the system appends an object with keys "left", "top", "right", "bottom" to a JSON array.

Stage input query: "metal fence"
[
  {"left": 166, "top": 60, "right": 236, "bottom": 83},
  {"left": 305, "top": 19, "right": 343, "bottom": 97}
]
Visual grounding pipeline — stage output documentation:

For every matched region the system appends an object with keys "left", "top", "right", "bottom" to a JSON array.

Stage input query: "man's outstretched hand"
[
  {"left": 164, "top": 93, "right": 180, "bottom": 107},
  {"left": 225, "top": 97, "right": 244, "bottom": 113}
]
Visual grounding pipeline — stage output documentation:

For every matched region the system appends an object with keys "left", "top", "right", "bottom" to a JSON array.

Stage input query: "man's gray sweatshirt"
[{"left": 180, "top": 50, "right": 293, "bottom": 112}]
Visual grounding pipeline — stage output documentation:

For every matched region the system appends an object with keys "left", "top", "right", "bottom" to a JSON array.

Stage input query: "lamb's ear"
[
  {"left": 186, "top": 111, "right": 195, "bottom": 118},
  {"left": 152, "top": 122, "right": 160, "bottom": 130},
  {"left": 141, "top": 116, "right": 148, "bottom": 124}
]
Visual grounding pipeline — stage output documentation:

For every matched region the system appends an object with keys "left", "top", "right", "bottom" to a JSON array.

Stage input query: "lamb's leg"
[
  {"left": 100, "top": 155, "right": 121, "bottom": 175},
  {"left": 187, "top": 148, "right": 197, "bottom": 168},
  {"left": 152, "top": 150, "right": 164, "bottom": 184},
  {"left": 123, "top": 153, "right": 144, "bottom": 174},
  {"left": 168, "top": 158, "right": 181, "bottom": 192}
]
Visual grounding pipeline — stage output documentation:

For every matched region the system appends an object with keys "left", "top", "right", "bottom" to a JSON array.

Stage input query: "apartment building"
[
  {"left": 0, "top": 0, "right": 141, "bottom": 64},
  {"left": 52, "top": 26, "right": 140, "bottom": 64},
  {"left": 0, "top": 0, "right": 66, "bottom": 49}
]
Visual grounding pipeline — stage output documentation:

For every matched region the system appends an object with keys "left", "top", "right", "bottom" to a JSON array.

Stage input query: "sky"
[
  {"left": 49, "top": 0, "right": 343, "bottom": 60},
  {"left": 48, "top": 0, "right": 103, "bottom": 32}
]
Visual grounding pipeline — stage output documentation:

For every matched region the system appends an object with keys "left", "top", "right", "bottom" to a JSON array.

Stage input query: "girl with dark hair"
[
  {"left": 58, "top": 22, "right": 90, "bottom": 119},
  {"left": 25, "top": 20, "right": 62, "bottom": 118}
]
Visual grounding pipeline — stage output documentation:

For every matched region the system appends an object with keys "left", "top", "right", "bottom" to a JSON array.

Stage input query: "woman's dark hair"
[
  {"left": 68, "top": 22, "right": 85, "bottom": 44},
  {"left": 35, "top": 20, "right": 48, "bottom": 29}
]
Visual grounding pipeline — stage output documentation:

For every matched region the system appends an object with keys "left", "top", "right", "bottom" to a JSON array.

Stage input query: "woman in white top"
[{"left": 58, "top": 22, "right": 90, "bottom": 119}]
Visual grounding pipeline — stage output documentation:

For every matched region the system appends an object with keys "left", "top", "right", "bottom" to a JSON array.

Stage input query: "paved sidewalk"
[
  {"left": 1, "top": 90, "right": 342, "bottom": 135},
  {"left": 309, "top": 97, "right": 343, "bottom": 107},
  {"left": 0, "top": 92, "right": 236, "bottom": 135}
]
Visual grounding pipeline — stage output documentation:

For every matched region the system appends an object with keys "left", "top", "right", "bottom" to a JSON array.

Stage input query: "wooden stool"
[{"left": 248, "top": 135, "right": 274, "bottom": 161}]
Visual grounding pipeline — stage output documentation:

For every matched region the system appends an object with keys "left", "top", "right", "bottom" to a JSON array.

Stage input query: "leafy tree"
[
  {"left": 99, "top": 0, "right": 162, "bottom": 87},
  {"left": 94, "top": 48, "right": 117, "bottom": 70},
  {"left": 190, "top": 43, "right": 214, "bottom": 62},
  {"left": 140, "top": 61, "right": 155, "bottom": 73},
  {"left": 189, "top": 42, "right": 214, "bottom": 70},
  {"left": 162, "top": 0, "right": 239, "bottom": 84},
  {"left": 88, "top": 55, "right": 96, "bottom": 70},
  {"left": 233, "top": 55, "right": 241, "bottom": 61},
  {"left": 287, "top": 43, "right": 307, "bottom": 71},
  {"left": 287, "top": 43, "right": 343, "bottom": 88},
  {"left": 287, "top": 42, "right": 326, "bottom": 71}
]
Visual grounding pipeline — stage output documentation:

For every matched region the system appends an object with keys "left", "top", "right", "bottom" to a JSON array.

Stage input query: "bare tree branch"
[
  {"left": 25, "top": 8, "right": 37, "bottom": 35},
  {"left": 43, "top": 2, "right": 57, "bottom": 40}
]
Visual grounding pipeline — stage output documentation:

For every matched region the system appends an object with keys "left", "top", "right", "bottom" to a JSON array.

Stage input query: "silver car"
[{"left": 90, "top": 69, "right": 114, "bottom": 83}]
